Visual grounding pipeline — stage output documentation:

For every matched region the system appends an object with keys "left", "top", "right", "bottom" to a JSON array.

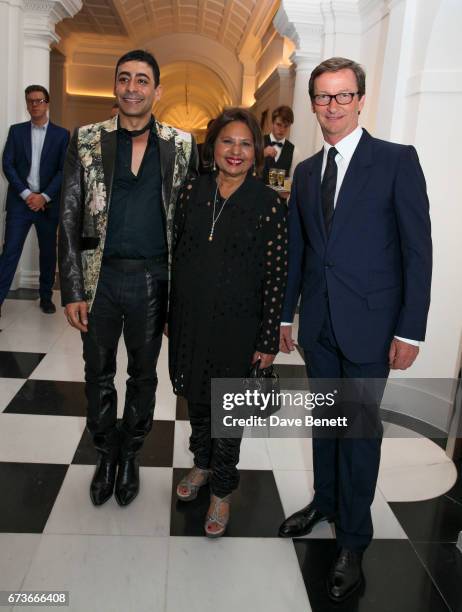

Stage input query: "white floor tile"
[
  {"left": 267, "top": 437, "right": 313, "bottom": 470},
  {"left": 0, "top": 414, "right": 85, "bottom": 464},
  {"left": 166, "top": 537, "right": 311, "bottom": 612},
  {"left": 273, "top": 469, "right": 335, "bottom": 539},
  {"left": 44, "top": 465, "right": 172, "bottom": 536},
  {"left": 173, "top": 419, "right": 193, "bottom": 468},
  {"left": 380, "top": 433, "right": 452, "bottom": 469},
  {"left": 237, "top": 437, "right": 272, "bottom": 470},
  {"left": 0, "top": 534, "right": 41, "bottom": 590},
  {"left": 0, "top": 299, "right": 35, "bottom": 330},
  {"left": 0, "top": 378, "right": 25, "bottom": 412},
  {"left": 18, "top": 534, "right": 169, "bottom": 612},
  {"left": 378, "top": 460, "right": 458, "bottom": 502},
  {"left": 29, "top": 352, "right": 85, "bottom": 382},
  {"left": 48, "top": 326, "right": 83, "bottom": 355},
  {"left": 0, "top": 325, "right": 63, "bottom": 353}
]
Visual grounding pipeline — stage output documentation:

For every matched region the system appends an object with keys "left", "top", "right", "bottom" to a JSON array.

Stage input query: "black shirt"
[{"left": 104, "top": 125, "right": 166, "bottom": 259}]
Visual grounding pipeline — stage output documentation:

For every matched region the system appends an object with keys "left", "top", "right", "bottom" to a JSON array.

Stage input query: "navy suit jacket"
[
  {"left": 282, "top": 129, "right": 432, "bottom": 364},
  {"left": 2, "top": 121, "right": 69, "bottom": 218}
]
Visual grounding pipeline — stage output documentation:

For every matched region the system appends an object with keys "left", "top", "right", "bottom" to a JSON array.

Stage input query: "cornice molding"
[{"left": 22, "top": 0, "right": 81, "bottom": 45}]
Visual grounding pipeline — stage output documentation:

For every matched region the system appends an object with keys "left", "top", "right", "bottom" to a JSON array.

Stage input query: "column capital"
[{"left": 22, "top": 0, "right": 82, "bottom": 47}]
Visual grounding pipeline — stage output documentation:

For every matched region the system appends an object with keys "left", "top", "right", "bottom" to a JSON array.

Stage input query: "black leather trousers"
[
  {"left": 82, "top": 258, "right": 168, "bottom": 459},
  {"left": 188, "top": 402, "right": 242, "bottom": 498}
]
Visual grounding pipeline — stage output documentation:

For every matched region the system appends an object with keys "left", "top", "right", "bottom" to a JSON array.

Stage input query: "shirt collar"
[
  {"left": 270, "top": 132, "right": 285, "bottom": 145},
  {"left": 31, "top": 120, "right": 49, "bottom": 131},
  {"left": 323, "top": 125, "right": 363, "bottom": 163}
]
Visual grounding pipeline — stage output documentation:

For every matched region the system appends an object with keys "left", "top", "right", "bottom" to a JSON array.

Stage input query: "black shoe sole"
[{"left": 278, "top": 516, "right": 332, "bottom": 538}]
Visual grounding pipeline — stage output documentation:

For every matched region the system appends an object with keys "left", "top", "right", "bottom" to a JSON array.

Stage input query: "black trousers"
[
  {"left": 304, "top": 307, "right": 390, "bottom": 552},
  {"left": 188, "top": 401, "right": 242, "bottom": 498},
  {"left": 82, "top": 258, "right": 168, "bottom": 459}
]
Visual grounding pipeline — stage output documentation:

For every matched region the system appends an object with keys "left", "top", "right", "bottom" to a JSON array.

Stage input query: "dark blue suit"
[
  {"left": 0, "top": 121, "right": 69, "bottom": 303},
  {"left": 283, "top": 129, "right": 432, "bottom": 549}
]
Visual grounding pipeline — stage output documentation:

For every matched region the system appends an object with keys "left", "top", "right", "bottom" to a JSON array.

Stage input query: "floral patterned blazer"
[{"left": 58, "top": 115, "right": 198, "bottom": 310}]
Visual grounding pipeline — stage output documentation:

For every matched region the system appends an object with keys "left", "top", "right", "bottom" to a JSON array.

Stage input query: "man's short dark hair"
[
  {"left": 115, "top": 49, "right": 160, "bottom": 87},
  {"left": 25, "top": 85, "right": 49, "bottom": 103},
  {"left": 272, "top": 106, "right": 294, "bottom": 124},
  {"left": 309, "top": 57, "right": 366, "bottom": 100},
  {"left": 202, "top": 107, "right": 264, "bottom": 175}
]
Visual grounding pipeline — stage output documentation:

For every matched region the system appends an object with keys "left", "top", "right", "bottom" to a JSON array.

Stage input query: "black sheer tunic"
[{"left": 168, "top": 172, "right": 288, "bottom": 404}]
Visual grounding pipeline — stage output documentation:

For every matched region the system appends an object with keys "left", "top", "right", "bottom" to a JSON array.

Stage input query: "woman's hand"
[{"left": 252, "top": 351, "right": 275, "bottom": 369}]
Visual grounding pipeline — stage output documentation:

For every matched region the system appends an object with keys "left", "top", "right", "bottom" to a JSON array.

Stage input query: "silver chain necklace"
[{"left": 209, "top": 184, "right": 230, "bottom": 242}]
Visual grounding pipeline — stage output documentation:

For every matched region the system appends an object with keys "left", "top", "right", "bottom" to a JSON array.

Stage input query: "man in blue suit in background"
[
  {"left": 278, "top": 58, "right": 432, "bottom": 601},
  {"left": 1, "top": 85, "right": 69, "bottom": 314}
]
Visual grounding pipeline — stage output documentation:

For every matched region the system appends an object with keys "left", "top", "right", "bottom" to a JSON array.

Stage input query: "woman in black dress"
[{"left": 169, "top": 107, "right": 288, "bottom": 537}]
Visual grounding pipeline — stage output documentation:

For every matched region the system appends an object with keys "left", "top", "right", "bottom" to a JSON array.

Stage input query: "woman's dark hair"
[
  {"left": 115, "top": 49, "right": 160, "bottom": 87},
  {"left": 25, "top": 85, "right": 49, "bottom": 103},
  {"left": 202, "top": 107, "right": 264, "bottom": 175}
]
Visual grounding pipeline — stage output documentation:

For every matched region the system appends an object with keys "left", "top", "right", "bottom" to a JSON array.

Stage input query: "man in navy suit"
[
  {"left": 278, "top": 58, "right": 432, "bottom": 601},
  {"left": 1, "top": 85, "right": 69, "bottom": 314}
]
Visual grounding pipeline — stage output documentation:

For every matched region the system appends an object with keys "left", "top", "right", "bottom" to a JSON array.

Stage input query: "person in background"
[
  {"left": 197, "top": 118, "right": 215, "bottom": 174},
  {"left": 0, "top": 85, "right": 69, "bottom": 315},
  {"left": 262, "top": 105, "right": 300, "bottom": 184},
  {"left": 278, "top": 57, "right": 432, "bottom": 602},
  {"left": 59, "top": 49, "right": 197, "bottom": 508},
  {"left": 110, "top": 102, "right": 119, "bottom": 118},
  {"left": 169, "top": 107, "right": 287, "bottom": 537}
]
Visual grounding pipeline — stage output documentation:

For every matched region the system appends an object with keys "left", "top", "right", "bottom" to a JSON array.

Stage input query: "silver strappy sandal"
[
  {"left": 204, "top": 494, "right": 231, "bottom": 538},
  {"left": 176, "top": 466, "right": 210, "bottom": 501}
]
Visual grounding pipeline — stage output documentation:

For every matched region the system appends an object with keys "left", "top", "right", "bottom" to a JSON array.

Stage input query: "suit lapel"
[
  {"left": 24, "top": 122, "right": 32, "bottom": 165},
  {"left": 100, "top": 128, "right": 117, "bottom": 204},
  {"left": 155, "top": 122, "right": 175, "bottom": 213},
  {"left": 308, "top": 149, "right": 326, "bottom": 243},
  {"left": 39, "top": 123, "right": 53, "bottom": 167},
  {"left": 328, "top": 130, "right": 373, "bottom": 246}
]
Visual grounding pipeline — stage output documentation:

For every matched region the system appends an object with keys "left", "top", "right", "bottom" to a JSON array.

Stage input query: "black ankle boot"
[
  {"left": 115, "top": 456, "right": 140, "bottom": 506},
  {"left": 90, "top": 454, "right": 118, "bottom": 506}
]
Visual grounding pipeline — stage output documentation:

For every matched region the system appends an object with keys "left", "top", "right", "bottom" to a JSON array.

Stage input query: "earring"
[
  {"left": 252, "top": 161, "right": 257, "bottom": 176},
  {"left": 213, "top": 160, "right": 216, "bottom": 172}
]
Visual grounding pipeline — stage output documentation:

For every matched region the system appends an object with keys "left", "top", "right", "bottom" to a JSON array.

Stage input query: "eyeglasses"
[
  {"left": 312, "top": 92, "right": 358, "bottom": 106},
  {"left": 26, "top": 98, "right": 48, "bottom": 106}
]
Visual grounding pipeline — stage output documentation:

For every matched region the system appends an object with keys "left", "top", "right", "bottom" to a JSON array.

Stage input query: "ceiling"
[{"left": 60, "top": 0, "right": 271, "bottom": 54}]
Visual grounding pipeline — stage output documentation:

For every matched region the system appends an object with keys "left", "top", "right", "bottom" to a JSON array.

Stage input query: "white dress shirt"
[
  {"left": 20, "top": 120, "right": 51, "bottom": 203},
  {"left": 269, "top": 132, "right": 300, "bottom": 178},
  {"left": 282, "top": 125, "right": 418, "bottom": 346}
]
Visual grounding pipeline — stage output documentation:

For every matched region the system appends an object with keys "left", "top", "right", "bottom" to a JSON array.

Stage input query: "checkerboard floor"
[{"left": 1, "top": 291, "right": 461, "bottom": 611}]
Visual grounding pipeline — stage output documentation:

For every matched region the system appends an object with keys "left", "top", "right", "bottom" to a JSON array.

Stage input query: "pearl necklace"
[{"left": 209, "top": 184, "right": 230, "bottom": 242}]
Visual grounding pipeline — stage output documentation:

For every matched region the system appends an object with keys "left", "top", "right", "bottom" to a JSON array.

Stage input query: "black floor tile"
[
  {"left": 4, "top": 380, "right": 86, "bottom": 416},
  {"left": 390, "top": 497, "right": 462, "bottom": 543},
  {"left": 414, "top": 542, "right": 462, "bottom": 612},
  {"left": 294, "top": 539, "right": 450, "bottom": 612},
  {"left": 0, "top": 351, "right": 45, "bottom": 378},
  {"left": 175, "top": 396, "right": 188, "bottom": 420},
  {"left": 446, "top": 458, "right": 462, "bottom": 505},
  {"left": 170, "top": 468, "right": 285, "bottom": 537},
  {"left": 0, "top": 462, "right": 68, "bottom": 533},
  {"left": 72, "top": 419, "right": 175, "bottom": 467}
]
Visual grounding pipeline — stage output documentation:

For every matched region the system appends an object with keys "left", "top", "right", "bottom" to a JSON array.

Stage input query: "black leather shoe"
[
  {"left": 39, "top": 299, "right": 56, "bottom": 314},
  {"left": 327, "top": 547, "right": 363, "bottom": 602},
  {"left": 115, "top": 457, "right": 140, "bottom": 506},
  {"left": 278, "top": 503, "right": 331, "bottom": 537},
  {"left": 90, "top": 455, "right": 118, "bottom": 506}
]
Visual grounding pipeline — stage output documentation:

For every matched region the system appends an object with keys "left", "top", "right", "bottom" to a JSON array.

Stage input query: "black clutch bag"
[{"left": 246, "top": 359, "right": 281, "bottom": 418}]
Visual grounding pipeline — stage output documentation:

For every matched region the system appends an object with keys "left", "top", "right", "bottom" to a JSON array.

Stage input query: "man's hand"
[
  {"left": 26, "top": 193, "right": 46, "bottom": 212},
  {"left": 263, "top": 145, "right": 277, "bottom": 158},
  {"left": 389, "top": 338, "right": 419, "bottom": 370},
  {"left": 65, "top": 301, "right": 88, "bottom": 332},
  {"left": 280, "top": 325, "right": 296, "bottom": 353},
  {"left": 252, "top": 352, "right": 275, "bottom": 369}
]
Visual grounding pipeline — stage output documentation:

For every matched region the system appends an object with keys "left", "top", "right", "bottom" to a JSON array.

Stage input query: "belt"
[{"left": 102, "top": 255, "right": 167, "bottom": 272}]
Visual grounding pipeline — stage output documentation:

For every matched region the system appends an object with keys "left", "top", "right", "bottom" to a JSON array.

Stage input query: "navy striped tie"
[{"left": 321, "top": 147, "right": 338, "bottom": 235}]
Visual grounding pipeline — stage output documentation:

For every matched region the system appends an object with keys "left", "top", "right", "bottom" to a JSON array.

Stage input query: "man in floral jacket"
[{"left": 59, "top": 49, "right": 197, "bottom": 507}]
